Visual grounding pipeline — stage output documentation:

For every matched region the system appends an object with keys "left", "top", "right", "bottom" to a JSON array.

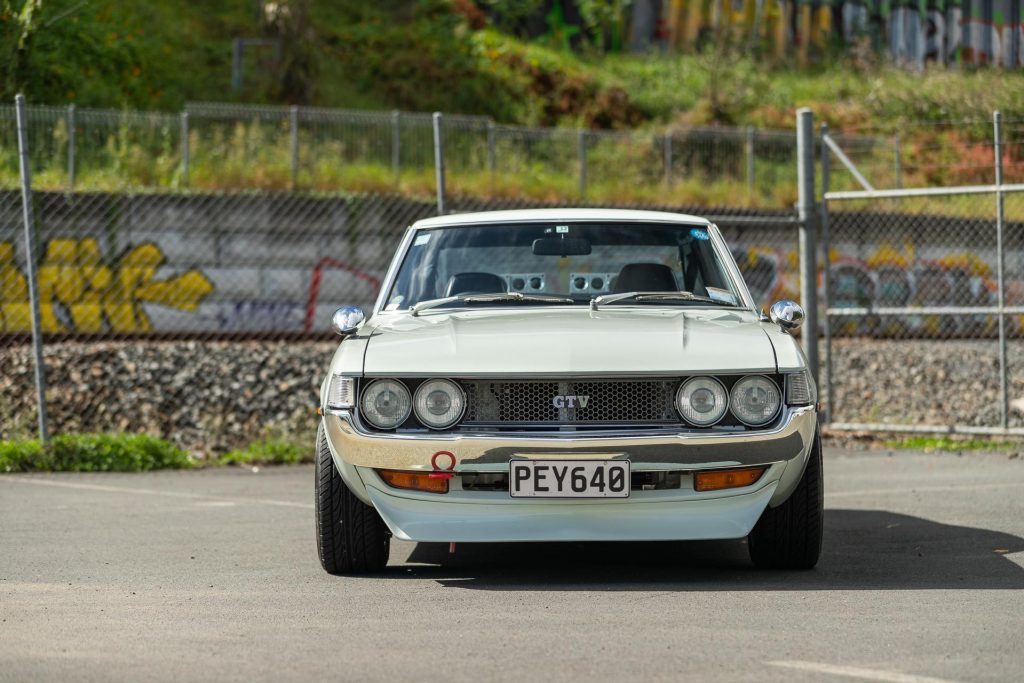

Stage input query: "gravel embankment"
[
  {"left": 0, "top": 341, "right": 335, "bottom": 455},
  {"left": 3, "top": 339, "right": 1022, "bottom": 453},
  {"left": 825, "top": 338, "right": 1024, "bottom": 429}
]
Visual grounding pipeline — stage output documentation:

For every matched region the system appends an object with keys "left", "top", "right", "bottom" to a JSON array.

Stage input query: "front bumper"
[
  {"left": 323, "top": 405, "right": 817, "bottom": 472},
  {"left": 321, "top": 406, "right": 817, "bottom": 542}
]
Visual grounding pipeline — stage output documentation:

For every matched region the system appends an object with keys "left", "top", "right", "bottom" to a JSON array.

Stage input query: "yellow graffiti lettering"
[
  {"left": 0, "top": 239, "right": 213, "bottom": 333},
  {"left": 0, "top": 241, "right": 31, "bottom": 332}
]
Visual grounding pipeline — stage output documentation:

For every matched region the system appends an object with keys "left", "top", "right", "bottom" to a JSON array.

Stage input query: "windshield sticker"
[
  {"left": 690, "top": 228, "right": 710, "bottom": 241},
  {"left": 555, "top": 225, "right": 569, "bottom": 233},
  {"left": 706, "top": 287, "right": 738, "bottom": 305},
  {"left": 413, "top": 233, "right": 431, "bottom": 246}
]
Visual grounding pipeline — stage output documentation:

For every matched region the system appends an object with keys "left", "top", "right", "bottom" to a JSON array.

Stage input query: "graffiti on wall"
[
  {"left": 662, "top": 1, "right": 1024, "bottom": 68},
  {"left": 0, "top": 239, "right": 214, "bottom": 333},
  {"left": 0, "top": 234, "right": 1016, "bottom": 337},
  {"left": 733, "top": 240, "right": 1019, "bottom": 336}
]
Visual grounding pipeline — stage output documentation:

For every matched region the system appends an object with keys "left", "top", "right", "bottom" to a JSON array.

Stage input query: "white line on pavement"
[
  {"left": 0, "top": 476, "right": 314, "bottom": 509},
  {"left": 769, "top": 660, "right": 958, "bottom": 683},
  {"left": 827, "top": 481, "right": 1024, "bottom": 499}
]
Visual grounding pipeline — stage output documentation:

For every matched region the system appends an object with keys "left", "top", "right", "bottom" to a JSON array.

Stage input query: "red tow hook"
[
  {"left": 449, "top": 542, "right": 457, "bottom": 554},
  {"left": 431, "top": 450, "right": 457, "bottom": 471},
  {"left": 430, "top": 450, "right": 457, "bottom": 480}
]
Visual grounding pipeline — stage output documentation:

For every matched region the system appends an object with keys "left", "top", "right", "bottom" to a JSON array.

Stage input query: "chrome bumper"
[{"left": 323, "top": 405, "right": 817, "bottom": 472}]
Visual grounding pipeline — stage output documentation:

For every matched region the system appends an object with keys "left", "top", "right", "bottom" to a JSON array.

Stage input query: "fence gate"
[{"left": 821, "top": 179, "right": 1024, "bottom": 436}]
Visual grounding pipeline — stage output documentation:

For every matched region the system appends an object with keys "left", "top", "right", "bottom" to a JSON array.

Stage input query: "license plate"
[{"left": 509, "top": 459, "right": 630, "bottom": 498}]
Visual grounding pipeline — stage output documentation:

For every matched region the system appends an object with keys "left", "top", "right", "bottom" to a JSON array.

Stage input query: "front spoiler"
[{"left": 365, "top": 480, "right": 779, "bottom": 543}]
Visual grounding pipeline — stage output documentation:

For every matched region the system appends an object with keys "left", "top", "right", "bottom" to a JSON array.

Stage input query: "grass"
[
  {"left": 216, "top": 439, "right": 310, "bottom": 467},
  {"left": 884, "top": 437, "right": 1023, "bottom": 454},
  {"left": 0, "top": 433, "right": 193, "bottom": 473},
  {"left": 0, "top": 432, "right": 311, "bottom": 473}
]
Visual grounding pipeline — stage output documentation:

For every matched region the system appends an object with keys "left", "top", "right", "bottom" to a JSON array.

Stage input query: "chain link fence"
[
  {"left": 1, "top": 101, "right": 885, "bottom": 206},
  {"left": 0, "top": 182, "right": 801, "bottom": 452},
  {"left": 822, "top": 112, "right": 1024, "bottom": 435}
]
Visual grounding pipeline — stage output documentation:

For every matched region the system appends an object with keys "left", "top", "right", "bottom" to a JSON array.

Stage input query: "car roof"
[{"left": 411, "top": 208, "right": 713, "bottom": 229}]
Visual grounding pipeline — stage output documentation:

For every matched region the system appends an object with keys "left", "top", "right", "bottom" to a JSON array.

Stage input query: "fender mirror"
[
  {"left": 331, "top": 306, "right": 365, "bottom": 335},
  {"left": 769, "top": 300, "right": 804, "bottom": 331}
]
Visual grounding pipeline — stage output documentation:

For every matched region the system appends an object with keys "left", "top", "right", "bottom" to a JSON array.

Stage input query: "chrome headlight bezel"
[
  {"left": 729, "top": 374, "right": 783, "bottom": 427},
  {"left": 359, "top": 379, "right": 413, "bottom": 430},
  {"left": 675, "top": 376, "right": 729, "bottom": 427},
  {"left": 412, "top": 378, "right": 466, "bottom": 430}
]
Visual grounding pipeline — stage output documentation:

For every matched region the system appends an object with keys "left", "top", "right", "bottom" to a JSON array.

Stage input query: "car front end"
[{"left": 314, "top": 209, "right": 822, "bottom": 574}]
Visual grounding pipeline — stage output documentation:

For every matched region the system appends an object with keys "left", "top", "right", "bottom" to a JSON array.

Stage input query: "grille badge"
[{"left": 553, "top": 395, "right": 590, "bottom": 409}]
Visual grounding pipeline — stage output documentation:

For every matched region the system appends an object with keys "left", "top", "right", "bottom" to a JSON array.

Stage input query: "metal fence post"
[
  {"left": 15, "top": 95, "right": 49, "bottom": 443},
  {"left": 66, "top": 104, "right": 76, "bottom": 191},
  {"left": 487, "top": 120, "right": 497, "bottom": 190},
  {"left": 820, "top": 123, "right": 833, "bottom": 423},
  {"left": 893, "top": 133, "right": 902, "bottom": 189},
  {"left": 432, "top": 112, "right": 446, "bottom": 215},
  {"left": 391, "top": 109, "right": 401, "bottom": 187},
  {"left": 994, "top": 110, "right": 1008, "bottom": 428},
  {"left": 796, "top": 108, "right": 820, "bottom": 383},
  {"left": 289, "top": 105, "right": 299, "bottom": 191},
  {"left": 745, "top": 126, "right": 755, "bottom": 196},
  {"left": 578, "top": 129, "right": 587, "bottom": 199},
  {"left": 664, "top": 132, "right": 673, "bottom": 188},
  {"left": 180, "top": 112, "right": 189, "bottom": 186}
]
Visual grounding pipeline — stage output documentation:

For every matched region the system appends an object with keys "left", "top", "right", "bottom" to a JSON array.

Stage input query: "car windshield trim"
[
  {"left": 410, "top": 292, "right": 575, "bottom": 316},
  {"left": 589, "top": 291, "right": 738, "bottom": 310}
]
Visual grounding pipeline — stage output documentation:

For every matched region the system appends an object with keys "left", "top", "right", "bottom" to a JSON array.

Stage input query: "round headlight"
[
  {"left": 676, "top": 376, "right": 728, "bottom": 427},
  {"left": 730, "top": 375, "right": 781, "bottom": 426},
  {"left": 413, "top": 379, "right": 465, "bottom": 430},
  {"left": 360, "top": 379, "right": 412, "bottom": 429}
]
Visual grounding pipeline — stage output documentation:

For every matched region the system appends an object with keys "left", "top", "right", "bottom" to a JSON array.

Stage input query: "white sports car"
[{"left": 316, "top": 209, "right": 821, "bottom": 574}]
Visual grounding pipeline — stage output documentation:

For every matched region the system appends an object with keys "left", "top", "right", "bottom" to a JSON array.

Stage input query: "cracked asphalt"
[{"left": 2, "top": 448, "right": 1023, "bottom": 682}]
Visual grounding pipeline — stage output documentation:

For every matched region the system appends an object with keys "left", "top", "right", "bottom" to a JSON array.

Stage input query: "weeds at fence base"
[
  {"left": 216, "top": 439, "right": 309, "bottom": 466},
  {"left": 884, "top": 437, "right": 1024, "bottom": 454},
  {"left": 0, "top": 433, "right": 193, "bottom": 473},
  {"left": 0, "top": 433, "right": 311, "bottom": 472}
]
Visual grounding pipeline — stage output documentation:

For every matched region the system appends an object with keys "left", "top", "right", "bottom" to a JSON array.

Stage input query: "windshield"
[{"left": 383, "top": 222, "right": 744, "bottom": 311}]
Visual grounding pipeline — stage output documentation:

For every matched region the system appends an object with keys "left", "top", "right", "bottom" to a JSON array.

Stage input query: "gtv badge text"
[{"left": 552, "top": 395, "right": 590, "bottom": 409}]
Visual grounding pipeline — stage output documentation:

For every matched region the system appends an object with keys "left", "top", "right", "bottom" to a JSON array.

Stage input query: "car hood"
[{"left": 360, "top": 307, "right": 778, "bottom": 376}]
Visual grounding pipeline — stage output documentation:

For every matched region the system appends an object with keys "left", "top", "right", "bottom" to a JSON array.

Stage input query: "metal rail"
[
  {"left": 826, "top": 183, "right": 1024, "bottom": 201},
  {"left": 829, "top": 422, "right": 1024, "bottom": 437}
]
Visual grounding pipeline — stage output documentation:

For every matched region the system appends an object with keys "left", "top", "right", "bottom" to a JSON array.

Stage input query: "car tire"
[
  {"left": 315, "top": 423, "right": 390, "bottom": 574},
  {"left": 748, "top": 426, "right": 823, "bottom": 570}
]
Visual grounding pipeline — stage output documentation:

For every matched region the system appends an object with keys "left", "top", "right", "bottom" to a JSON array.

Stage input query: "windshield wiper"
[
  {"left": 590, "top": 291, "right": 736, "bottom": 311},
  {"left": 411, "top": 292, "right": 574, "bottom": 316}
]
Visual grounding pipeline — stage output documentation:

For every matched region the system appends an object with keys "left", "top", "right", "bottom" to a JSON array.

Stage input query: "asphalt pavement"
[{"left": 2, "top": 448, "right": 1024, "bottom": 683}]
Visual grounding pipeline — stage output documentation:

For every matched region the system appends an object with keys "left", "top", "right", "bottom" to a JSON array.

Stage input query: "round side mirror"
[
  {"left": 770, "top": 300, "right": 805, "bottom": 331},
  {"left": 331, "top": 306, "right": 365, "bottom": 335}
]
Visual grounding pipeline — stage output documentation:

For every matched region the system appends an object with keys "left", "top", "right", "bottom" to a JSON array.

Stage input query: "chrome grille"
[{"left": 461, "top": 379, "right": 679, "bottom": 425}]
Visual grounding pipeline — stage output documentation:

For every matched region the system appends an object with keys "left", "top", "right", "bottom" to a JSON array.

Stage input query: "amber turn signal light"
[
  {"left": 377, "top": 469, "right": 450, "bottom": 494},
  {"left": 694, "top": 466, "right": 766, "bottom": 492}
]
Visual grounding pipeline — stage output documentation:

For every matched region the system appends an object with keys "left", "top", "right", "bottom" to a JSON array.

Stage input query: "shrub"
[{"left": 0, "top": 433, "right": 192, "bottom": 473}]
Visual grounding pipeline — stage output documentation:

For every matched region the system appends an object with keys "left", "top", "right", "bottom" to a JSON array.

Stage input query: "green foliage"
[
  {"left": 481, "top": 0, "right": 544, "bottom": 38},
  {"left": 575, "top": 0, "right": 631, "bottom": 53},
  {"left": 217, "top": 439, "right": 309, "bottom": 466},
  {"left": 323, "top": 0, "right": 522, "bottom": 119},
  {"left": 885, "top": 437, "right": 1022, "bottom": 453},
  {"left": 0, "top": 433, "right": 193, "bottom": 472},
  {"left": 0, "top": 0, "right": 244, "bottom": 108}
]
